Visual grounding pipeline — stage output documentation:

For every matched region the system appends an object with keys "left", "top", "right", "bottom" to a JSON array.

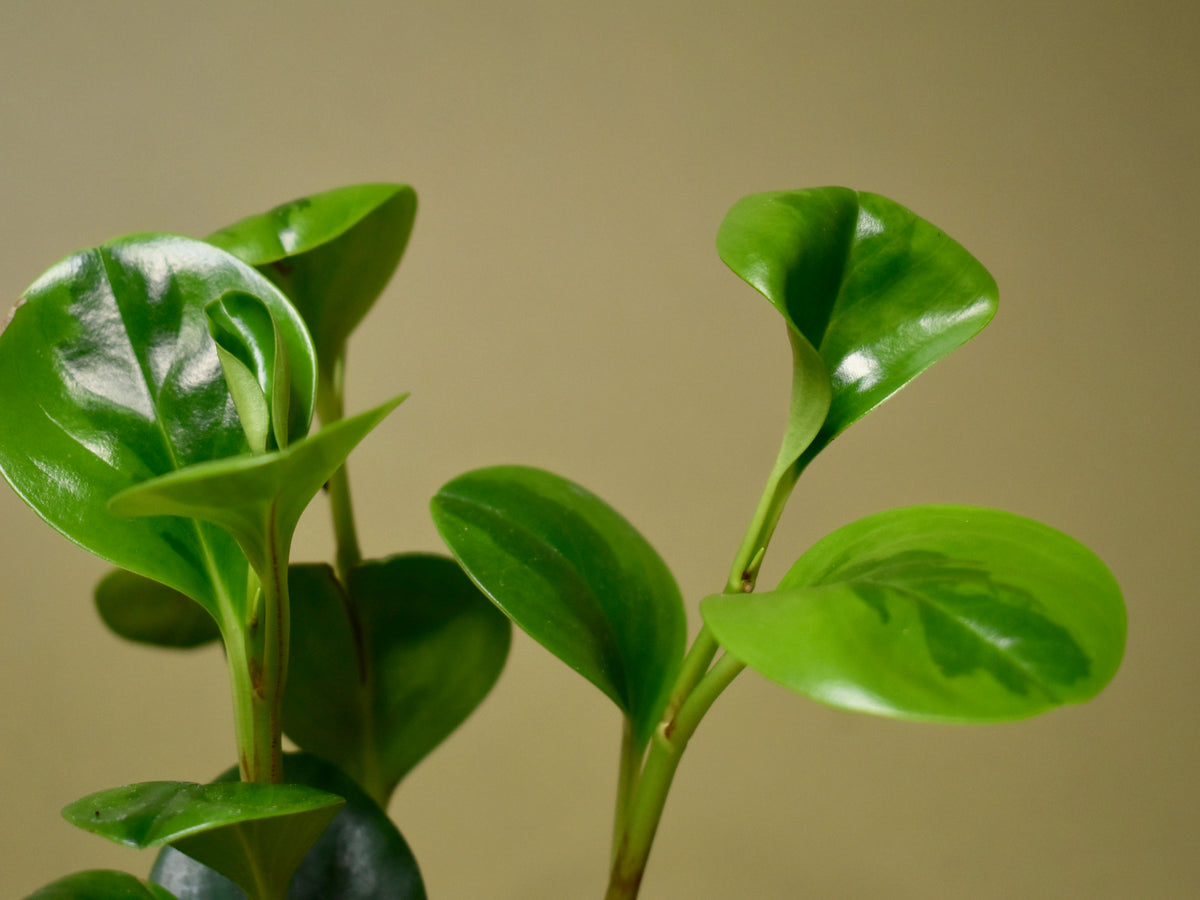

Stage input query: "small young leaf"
[
  {"left": 24, "top": 870, "right": 177, "bottom": 900},
  {"left": 432, "top": 466, "right": 686, "bottom": 747},
  {"left": 702, "top": 506, "right": 1126, "bottom": 722},
  {"left": 206, "top": 291, "right": 312, "bottom": 453},
  {"left": 207, "top": 184, "right": 417, "bottom": 385},
  {"left": 150, "top": 755, "right": 427, "bottom": 900},
  {"left": 63, "top": 781, "right": 343, "bottom": 900},
  {"left": 108, "top": 395, "right": 406, "bottom": 577},
  {"left": 717, "top": 188, "right": 998, "bottom": 466},
  {"left": 95, "top": 568, "right": 220, "bottom": 649},
  {"left": 283, "top": 556, "right": 511, "bottom": 805},
  {"left": 0, "top": 234, "right": 316, "bottom": 622}
]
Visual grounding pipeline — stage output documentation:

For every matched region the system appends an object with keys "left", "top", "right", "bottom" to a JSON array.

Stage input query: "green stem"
[
  {"left": 316, "top": 353, "right": 362, "bottom": 580},
  {"left": 725, "top": 463, "right": 798, "bottom": 594},
  {"left": 227, "top": 510, "right": 289, "bottom": 785},
  {"left": 611, "top": 719, "right": 641, "bottom": 865},
  {"left": 656, "top": 626, "right": 720, "bottom": 736},
  {"left": 605, "top": 652, "right": 745, "bottom": 900},
  {"left": 225, "top": 623, "right": 271, "bottom": 784},
  {"left": 604, "top": 440, "right": 801, "bottom": 897}
]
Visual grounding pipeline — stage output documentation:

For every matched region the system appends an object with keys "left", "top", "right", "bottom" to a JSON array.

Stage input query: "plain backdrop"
[{"left": 1, "top": 2, "right": 1197, "bottom": 897}]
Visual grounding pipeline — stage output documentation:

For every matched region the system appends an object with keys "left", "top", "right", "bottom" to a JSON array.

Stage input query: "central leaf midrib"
[
  {"left": 97, "top": 245, "right": 239, "bottom": 616},
  {"left": 844, "top": 571, "right": 1058, "bottom": 702}
]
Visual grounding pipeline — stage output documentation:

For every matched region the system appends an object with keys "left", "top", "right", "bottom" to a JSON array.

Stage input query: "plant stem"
[
  {"left": 226, "top": 511, "right": 289, "bottom": 785},
  {"left": 611, "top": 719, "right": 641, "bottom": 865},
  {"left": 316, "top": 353, "right": 362, "bottom": 580},
  {"left": 605, "top": 652, "right": 745, "bottom": 899},
  {"left": 725, "top": 464, "right": 798, "bottom": 594},
  {"left": 604, "top": 441, "right": 800, "bottom": 896}
]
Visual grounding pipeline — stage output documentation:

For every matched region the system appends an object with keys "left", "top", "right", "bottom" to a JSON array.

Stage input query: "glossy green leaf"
[
  {"left": 150, "top": 755, "right": 426, "bottom": 900},
  {"left": 63, "top": 781, "right": 343, "bottom": 900},
  {"left": 95, "top": 568, "right": 220, "bottom": 648},
  {"left": 717, "top": 188, "right": 998, "bottom": 465},
  {"left": 432, "top": 465, "right": 686, "bottom": 747},
  {"left": 207, "top": 184, "right": 417, "bottom": 383},
  {"left": 25, "top": 870, "right": 177, "bottom": 900},
  {"left": 108, "top": 395, "right": 405, "bottom": 577},
  {"left": 283, "top": 556, "right": 511, "bottom": 805},
  {"left": 703, "top": 506, "right": 1126, "bottom": 722},
  {"left": 206, "top": 291, "right": 310, "bottom": 453},
  {"left": 0, "top": 234, "right": 316, "bottom": 620}
]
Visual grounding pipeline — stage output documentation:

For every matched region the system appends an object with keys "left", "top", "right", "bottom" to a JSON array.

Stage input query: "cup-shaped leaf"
[
  {"left": 283, "top": 556, "right": 511, "bottom": 806},
  {"left": 206, "top": 291, "right": 313, "bottom": 453},
  {"left": 24, "top": 870, "right": 177, "bottom": 900},
  {"left": 432, "top": 465, "right": 686, "bottom": 747},
  {"left": 717, "top": 188, "right": 998, "bottom": 466},
  {"left": 150, "top": 754, "right": 427, "bottom": 900},
  {"left": 108, "top": 395, "right": 405, "bottom": 577},
  {"left": 207, "top": 184, "right": 417, "bottom": 382},
  {"left": 703, "top": 506, "right": 1125, "bottom": 722},
  {"left": 63, "top": 781, "right": 343, "bottom": 900},
  {"left": 95, "top": 568, "right": 220, "bottom": 649},
  {"left": 0, "top": 234, "right": 316, "bottom": 620}
]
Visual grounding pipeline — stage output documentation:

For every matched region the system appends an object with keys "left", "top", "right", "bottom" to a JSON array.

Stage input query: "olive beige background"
[{"left": 1, "top": 2, "right": 1196, "bottom": 897}]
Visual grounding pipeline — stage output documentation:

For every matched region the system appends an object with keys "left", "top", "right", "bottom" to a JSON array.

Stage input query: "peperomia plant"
[{"left": 3, "top": 183, "right": 1124, "bottom": 900}]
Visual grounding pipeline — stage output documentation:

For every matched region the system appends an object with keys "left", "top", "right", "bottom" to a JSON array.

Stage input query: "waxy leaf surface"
[
  {"left": 63, "top": 781, "right": 342, "bottom": 900},
  {"left": 207, "top": 184, "right": 416, "bottom": 382},
  {"left": 717, "top": 188, "right": 998, "bottom": 465},
  {"left": 95, "top": 568, "right": 220, "bottom": 649},
  {"left": 432, "top": 465, "right": 686, "bottom": 747},
  {"left": 0, "top": 234, "right": 315, "bottom": 618},
  {"left": 108, "top": 395, "right": 405, "bottom": 577},
  {"left": 284, "top": 556, "right": 511, "bottom": 805},
  {"left": 703, "top": 506, "right": 1125, "bottom": 722},
  {"left": 25, "top": 870, "right": 176, "bottom": 900},
  {"left": 151, "top": 755, "right": 426, "bottom": 900},
  {"left": 206, "top": 291, "right": 310, "bottom": 453}
]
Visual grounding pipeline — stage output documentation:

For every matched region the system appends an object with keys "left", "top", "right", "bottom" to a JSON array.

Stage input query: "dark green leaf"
[
  {"left": 0, "top": 234, "right": 316, "bottom": 622},
  {"left": 63, "top": 781, "right": 342, "bottom": 900},
  {"left": 432, "top": 466, "right": 686, "bottom": 747},
  {"left": 717, "top": 188, "right": 998, "bottom": 465},
  {"left": 150, "top": 755, "right": 426, "bottom": 900},
  {"left": 95, "top": 568, "right": 220, "bottom": 648},
  {"left": 703, "top": 506, "right": 1126, "bottom": 722},
  {"left": 284, "top": 556, "right": 511, "bottom": 805},
  {"left": 24, "top": 870, "right": 177, "bottom": 900},
  {"left": 107, "top": 395, "right": 405, "bottom": 577},
  {"left": 207, "top": 184, "right": 417, "bottom": 383}
]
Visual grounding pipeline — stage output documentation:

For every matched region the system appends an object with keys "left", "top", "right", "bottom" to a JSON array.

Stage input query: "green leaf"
[
  {"left": 283, "top": 556, "right": 511, "bottom": 805},
  {"left": 63, "top": 781, "right": 343, "bottom": 900},
  {"left": 717, "top": 188, "right": 998, "bottom": 465},
  {"left": 432, "top": 465, "right": 686, "bottom": 747},
  {"left": 702, "top": 506, "right": 1126, "bottom": 722},
  {"left": 95, "top": 568, "right": 220, "bottom": 649},
  {"left": 150, "top": 754, "right": 427, "bottom": 900},
  {"left": 0, "top": 234, "right": 316, "bottom": 621},
  {"left": 25, "top": 870, "right": 177, "bottom": 900},
  {"left": 207, "top": 184, "right": 417, "bottom": 383},
  {"left": 107, "top": 395, "right": 406, "bottom": 577},
  {"left": 206, "top": 291, "right": 311, "bottom": 453}
]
